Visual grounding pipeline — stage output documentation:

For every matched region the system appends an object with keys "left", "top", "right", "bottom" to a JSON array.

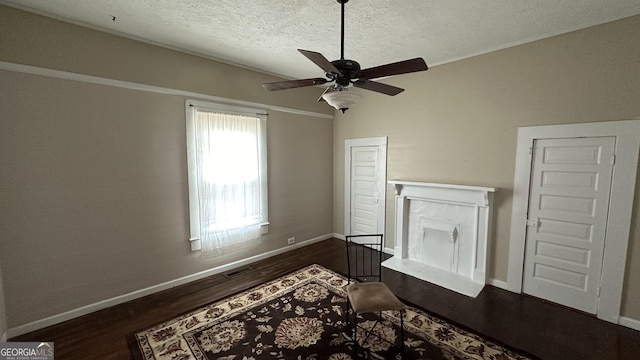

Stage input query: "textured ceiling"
[{"left": 3, "top": 0, "right": 640, "bottom": 80}]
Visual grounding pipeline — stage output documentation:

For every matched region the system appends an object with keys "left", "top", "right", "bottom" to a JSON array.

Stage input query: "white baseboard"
[
  {"left": 7, "top": 233, "right": 333, "bottom": 338},
  {"left": 487, "top": 277, "right": 509, "bottom": 290},
  {"left": 619, "top": 316, "right": 640, "bottom": 332}
]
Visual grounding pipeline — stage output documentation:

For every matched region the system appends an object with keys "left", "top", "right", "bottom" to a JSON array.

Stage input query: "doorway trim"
[
  {"left": 508, "top": 119, "right": 640, "bottom": 323},
  {"left": 344, "top": 137, "right": 388, "bottom": 249}
]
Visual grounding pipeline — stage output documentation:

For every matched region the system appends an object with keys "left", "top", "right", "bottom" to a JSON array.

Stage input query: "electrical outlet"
[{"left": 287, "top": 237, "right": 296, "bottom": 245}]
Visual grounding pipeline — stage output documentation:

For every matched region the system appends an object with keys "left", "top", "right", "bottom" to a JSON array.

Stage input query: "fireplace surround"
[{"left": 383, "top": 181, "right": 495, "bottom": 297}]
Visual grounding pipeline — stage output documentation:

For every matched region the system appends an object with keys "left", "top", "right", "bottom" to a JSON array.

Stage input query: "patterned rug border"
[{"left": 129, "top": 264, "right": 537, "bottom": 360}]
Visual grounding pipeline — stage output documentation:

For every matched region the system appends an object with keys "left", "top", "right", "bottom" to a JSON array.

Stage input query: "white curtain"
[{"left": 194, "top": 111, "right": 262, "bottom": 255}]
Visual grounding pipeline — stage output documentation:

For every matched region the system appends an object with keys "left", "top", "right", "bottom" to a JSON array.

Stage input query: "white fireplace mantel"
[{"left": 383, "top": 181, "right": 496, "bottom": 297}]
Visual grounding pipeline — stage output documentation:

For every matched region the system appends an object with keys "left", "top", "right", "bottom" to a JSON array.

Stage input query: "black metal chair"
[{"left": 345, "top": 234, "right": 405, "bottom": 358}]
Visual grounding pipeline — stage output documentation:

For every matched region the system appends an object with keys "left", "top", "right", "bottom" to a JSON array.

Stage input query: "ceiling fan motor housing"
[{"left": 330, "top": 59, "right": 361, "bottom": 86}]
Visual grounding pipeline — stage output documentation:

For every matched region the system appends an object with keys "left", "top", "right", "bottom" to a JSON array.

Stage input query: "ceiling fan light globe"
[{"left": 321, "top": 90, "right": 362, "bottom": 113}]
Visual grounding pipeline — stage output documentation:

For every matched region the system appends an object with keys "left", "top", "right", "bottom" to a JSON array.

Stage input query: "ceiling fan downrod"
[{"left": 338, "top": 0, "right": 348, "bottom": 60}]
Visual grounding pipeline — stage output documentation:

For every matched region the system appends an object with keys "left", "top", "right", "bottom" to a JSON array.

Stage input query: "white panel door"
[
  {"left": 350, "top": 146, "right": 382, "bottom": 240},
  {"left": 523, "top": 137, "right": 615, "bottom": 314}
]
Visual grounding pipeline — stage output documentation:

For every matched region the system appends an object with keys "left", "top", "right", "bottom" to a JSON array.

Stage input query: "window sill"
[{"left": 189, "top": 222, "right": 269, "bottom": 251}]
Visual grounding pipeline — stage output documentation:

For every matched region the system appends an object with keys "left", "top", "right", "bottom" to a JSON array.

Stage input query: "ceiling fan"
[{"left": 262, "top": 0, "right": 429, "bottom": 113}]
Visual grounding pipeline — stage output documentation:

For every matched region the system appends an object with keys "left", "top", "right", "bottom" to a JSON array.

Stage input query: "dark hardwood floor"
[{"left": 11, "top": 238, "right": 640, "bottom": 359}]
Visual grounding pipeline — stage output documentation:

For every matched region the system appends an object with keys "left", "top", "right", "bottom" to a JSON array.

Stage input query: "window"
[{"left": 186, "top": 100, "right": 268, "bottom": 255}]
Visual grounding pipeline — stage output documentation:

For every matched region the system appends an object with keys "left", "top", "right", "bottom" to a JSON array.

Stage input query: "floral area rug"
[{"left": 133, "top": 264, "right": 532, "bottom": 360}]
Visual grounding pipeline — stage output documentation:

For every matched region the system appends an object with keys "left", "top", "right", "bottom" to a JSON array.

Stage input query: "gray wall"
[
  {"left": 0, "top": 6, "right": 334, "bottom": 330},
  {"left": 333, "top": 14, "right": 640, "bottom": 320}
]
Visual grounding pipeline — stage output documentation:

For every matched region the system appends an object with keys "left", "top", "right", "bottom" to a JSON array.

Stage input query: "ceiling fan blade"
[
  {"left": 357, "top": 58, "right": 428, "bottom": 80},
  {"left": 298, "top": 49, "right": 343, "bottom": 76},
  {"left": 262, "top": 78, "right": 328, "bottom": 91},
  {"left": 353, "top": 79, "right": 404, "bottom": 96}
]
